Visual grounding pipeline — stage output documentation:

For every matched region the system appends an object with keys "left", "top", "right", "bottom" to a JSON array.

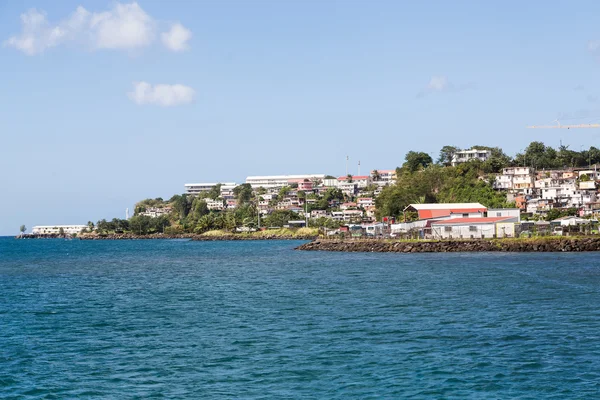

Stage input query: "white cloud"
[
  {"left": 161, "top": 23, "right": 192, "bottom": 52},
  {"left": 90, "top": 3, "right": 155, "bottom": 50},
  {"left": 128, "top": 81, "right": 195, "bottom": 106},
  {"left": 589, "top": 40, "right": 600, "bottom": 53},
  {"left": 426, "top": 76, "right": 449, "bottom": 92},
  {"left": 3, "top": 9, "right": 66, "bottom": 55},
  {"left": 417, "top": 75, "right": 475, "bottom": 98},
  {"left": 4, "top": 2, "right": 191, "bottom": 55}
]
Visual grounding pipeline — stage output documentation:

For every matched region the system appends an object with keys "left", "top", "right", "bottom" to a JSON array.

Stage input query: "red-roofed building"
[
  {"left": 337, "top": 175, "right": 372, "bottom": 188},
  {"left": 404, "top": 203, "right": 487, "bottom": 220}
]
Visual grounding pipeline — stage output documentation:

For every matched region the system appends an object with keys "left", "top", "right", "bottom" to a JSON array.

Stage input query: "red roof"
[
  {"left": 432, "top": 217, "right": 513, "bottom": 225},
  {"left": 418, "top": 208, "right": 486, "bottom": 220}
]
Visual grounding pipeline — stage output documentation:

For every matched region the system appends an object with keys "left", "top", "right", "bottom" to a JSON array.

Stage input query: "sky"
[{"left": 1, "top": 0, "right": 600, "bottom": 235}]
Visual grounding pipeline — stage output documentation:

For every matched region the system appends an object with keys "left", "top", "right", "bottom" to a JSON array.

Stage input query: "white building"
[
  {"left": 495, "top": 167, "right": 535, "bottom": 192},
  {"left": 245, "top": 174, "right": 326, "bottom": 189},
  {"left": 371, "top": 169, "right": 396, "bottom": 185},
  {"left": 487, "top": 208, "right": 521, "bottom": 222},
  {"left": 357, "top": 197, "right": 374, "bottom": 208},
  {"left": 32, "top": 225, "right": 87, "bottom": 235},
  {"left": 205, "top": 198, "right": 225, "bottom": 211},
  {"left": 139, "top": 207, "right": 172, "bottom": 218},
  {"left": 431, "top": 217, "right": 518, "bottom": 239},
  {"left": 184, "top": 182, "right": 237, "bottom": 195},
  {"left": 451, "top": 149, "right": 492, "bottom": 166},
  {"left": 337, "top": 175, "right": 372, "bottom": 189},
  {"left": 220, "top": 184, "right": 238, "bottom": 199}
]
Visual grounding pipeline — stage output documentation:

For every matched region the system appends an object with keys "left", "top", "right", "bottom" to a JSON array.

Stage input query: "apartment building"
[
  {"left": 451, "top": 148, "right": 492, "bottom": 166},
  {"left": 184, "top": 182, "right": 237, "bottom": 195},
  {"left": 245, "top": 174, "right": 326, "bottom": 189}
]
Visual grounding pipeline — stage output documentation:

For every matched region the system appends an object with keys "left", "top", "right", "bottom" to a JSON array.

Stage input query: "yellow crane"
[{"left": 527, "top": 119, "right": 600, "bottom": 129}]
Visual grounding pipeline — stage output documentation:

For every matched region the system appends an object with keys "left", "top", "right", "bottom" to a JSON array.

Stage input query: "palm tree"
[{"left": 372, "top": 170, "right": 381, "bottom": 181}]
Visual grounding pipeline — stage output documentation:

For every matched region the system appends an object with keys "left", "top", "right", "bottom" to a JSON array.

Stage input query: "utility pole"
[
  {"left": 305, "top": 193, "right": 308, "bottom": 228},
  {"left": 358, "top": 160, "right": 361, "bottom": 176},
  {"left": 346, "top": 155, "right": 349, "bottom": 176}
]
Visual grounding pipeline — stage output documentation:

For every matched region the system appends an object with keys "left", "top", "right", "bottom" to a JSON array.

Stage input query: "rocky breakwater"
[{"left": 296, "top": 237, "right": 600, "bottom": 253}]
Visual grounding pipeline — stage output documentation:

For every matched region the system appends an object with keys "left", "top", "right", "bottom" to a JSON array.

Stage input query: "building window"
[
  {"left": 444, "top": 226, "right": 452, "bottom": 232},
  {"left": 469, "top": 226, "right": 477, "bottom": 232},
  {"left": 496, "top": 212, "right": 502, "bottom": 217},
  {"left": 462, "top": 213, "right": 469, "bottom": 218}
]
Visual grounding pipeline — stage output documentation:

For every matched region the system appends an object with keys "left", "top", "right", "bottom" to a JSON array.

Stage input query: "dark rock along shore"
[{"left": 296, "top": 238, "right": 600, "bottom": 252}]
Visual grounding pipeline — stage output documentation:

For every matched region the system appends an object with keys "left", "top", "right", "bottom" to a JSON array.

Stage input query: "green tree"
[
  {"left": 208, "top": 184, "right": 222, "bottom": 200},
  {"left": 19, "top": 225, "right": 26, "bottom": 234},
  {"left": 371, "top": 170, "right": 381, "bottom": 181},
  {"left": 437, "top": 145, "right": 459, "bottom": 167},
  {"left": 233, "top": 184, "right": 253, "bottom": 205},
  {"left": 403, "top": 151, "right": 433, "bottom": 172},
  {"left": 58, "top": 227, "right": 65, "bottom": 236},
  {"left": 129, "top": 215, "right": 152, "bottom": 235}
]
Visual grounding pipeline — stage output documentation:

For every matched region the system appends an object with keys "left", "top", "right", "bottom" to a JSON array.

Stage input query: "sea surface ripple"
[{"left": 1, "top": 237, "right": 600, "bottom": 398}]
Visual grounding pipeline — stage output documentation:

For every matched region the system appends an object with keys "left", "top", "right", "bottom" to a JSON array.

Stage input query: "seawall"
[{"left": 296, "top": 237, "right": 600, "bottom": 253}]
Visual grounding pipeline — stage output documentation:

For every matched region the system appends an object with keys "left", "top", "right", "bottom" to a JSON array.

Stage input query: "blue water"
[{"left": 1, "top": 237, "right": 600, "bottom": 398}]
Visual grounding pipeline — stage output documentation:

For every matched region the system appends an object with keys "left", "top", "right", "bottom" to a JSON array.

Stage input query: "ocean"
[{"left": 1, "top": 237, "right": 599, "bottom": 398}]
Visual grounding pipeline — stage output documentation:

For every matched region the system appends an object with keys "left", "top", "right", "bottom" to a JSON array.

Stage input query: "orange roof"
[{"left": 417, "top": 208, "right": 485, "bottom": 220}]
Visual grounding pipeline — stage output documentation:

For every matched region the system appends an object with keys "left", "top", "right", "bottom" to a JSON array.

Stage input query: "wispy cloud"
[
  {"left": 128, "top": 82, "right": 195, "bottom": 107},
  {"left": 3, "top": 2, "right": 191, "bottom": 55},
  {"left": 416, "top": 75, "right": 476, "bottom": 98}
]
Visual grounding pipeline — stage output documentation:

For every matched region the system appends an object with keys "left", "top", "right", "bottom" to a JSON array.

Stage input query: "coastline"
[
  {"left": 16, "top": 233, "right": 317, "bottom": 241},
  {"left": 295, "top": 237, "right": 600, "bottom": 252}
]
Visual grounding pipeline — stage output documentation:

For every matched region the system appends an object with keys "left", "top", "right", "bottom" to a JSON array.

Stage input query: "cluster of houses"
[
  {"left": 183, "top": 170, "right": 397, "bottom": 223},
  {"left": 494, "top": 166, "right": 600, "bottom": 216}
]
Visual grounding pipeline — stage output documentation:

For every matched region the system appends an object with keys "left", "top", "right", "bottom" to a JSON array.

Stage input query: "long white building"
[
  {"left": 245, "top": 174, "right": 326, "bottom": 189},
  {"left": 184, "top": 182, "right": 237, "bottom": 195},
  {"left": 32, "top": 225, "right": 87, "bottom": 235}
]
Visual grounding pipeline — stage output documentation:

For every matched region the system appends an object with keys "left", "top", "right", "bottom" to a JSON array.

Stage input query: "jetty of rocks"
[{"left": 296, "top": 237, "right": 600, "bottom": 253}]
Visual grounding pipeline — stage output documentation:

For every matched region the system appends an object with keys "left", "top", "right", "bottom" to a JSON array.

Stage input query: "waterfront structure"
[
  {"left": 31, "top": 225, "right": 87, "bottom": 235},
  {"left": 245, "top": 174, "right": 326, "bottom": 189},
  {"left": 184, "top": 182, "right": 237, "bottom": 195},
  {"left": 431, "top": 216, "right": 518, "bottom": 239},
  {"left": 451, "top": 149, "right": 492, "bottom": 167}
]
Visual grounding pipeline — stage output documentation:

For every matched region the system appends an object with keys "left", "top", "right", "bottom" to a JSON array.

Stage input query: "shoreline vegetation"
[
  {"left": 296, "top": 236, "right": 600, "bottom": 252},
  {"left": 16, "top": 228, "right": 319, "bottom": 241}
]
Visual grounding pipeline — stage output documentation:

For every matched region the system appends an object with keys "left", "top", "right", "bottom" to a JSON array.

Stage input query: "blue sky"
[{"left": 1, "top": 0, "right": 600, "bottom": 235}]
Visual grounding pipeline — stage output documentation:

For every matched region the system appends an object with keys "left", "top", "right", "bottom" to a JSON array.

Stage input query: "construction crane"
[{"left": 527, "top": 119, "right": 600, "bottom": 129}]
